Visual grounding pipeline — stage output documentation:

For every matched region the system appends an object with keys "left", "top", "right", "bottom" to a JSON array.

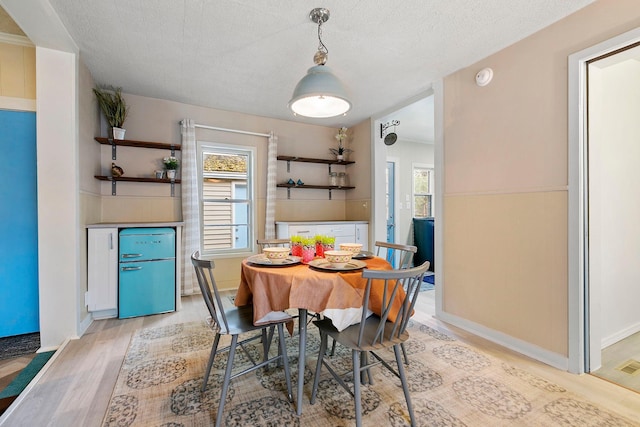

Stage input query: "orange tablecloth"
[{"left": 236, "top": 256, "right": 398, "bottom": 329}]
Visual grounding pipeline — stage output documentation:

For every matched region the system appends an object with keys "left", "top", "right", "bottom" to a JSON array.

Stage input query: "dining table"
[{"left": 234, "top": 254, "right": 395, "bottom": 415}]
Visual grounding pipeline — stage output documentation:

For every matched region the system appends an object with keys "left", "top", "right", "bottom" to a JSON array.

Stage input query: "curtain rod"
[{"left": 181, "top": 120, "right": 271, "bottom": 138}]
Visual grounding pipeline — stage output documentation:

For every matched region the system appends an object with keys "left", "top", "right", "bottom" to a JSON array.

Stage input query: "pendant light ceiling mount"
[{"left": 288, "top": 7, "right": 352, "bottom": 119}]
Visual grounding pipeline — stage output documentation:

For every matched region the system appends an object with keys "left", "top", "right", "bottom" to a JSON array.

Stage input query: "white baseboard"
[
  {"left": 437, "top": 311, "right": 569, "bottom": 371},
  {"left": 601, "top": 321, "right": 640, "bottom": 349},
  {"left": 79, "top": 313, "right": 93, "bottom": 337},
  {"left": 90, "top": 309, "right": 117, "bottom": 320}
]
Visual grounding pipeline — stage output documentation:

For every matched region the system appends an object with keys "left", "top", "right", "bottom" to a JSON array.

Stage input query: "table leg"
[{"left": 296, "top": 308, "right": 307, "bottom": 416}]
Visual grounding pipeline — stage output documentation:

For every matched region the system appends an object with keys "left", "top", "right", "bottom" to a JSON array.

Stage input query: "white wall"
[
  {"left": 36, "top": 46, "right": 80, "bottom": 349},
  {"left": 588, "top": 58, "right": 640, "bottom": 348},
  {"left": 385, "top": 140, "right": 434, "bottom": 246}
]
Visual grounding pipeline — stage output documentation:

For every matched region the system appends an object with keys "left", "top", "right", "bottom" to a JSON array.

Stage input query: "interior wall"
[
  {"left": 386, "top": 140, "right": 434, "bottom": 246},
  {"left": 0, "top": 40, "right": 34, "bottom": 101},
  {"left": 95, "top": 93, "right": 372, "bottom": 289},
  {"left": 36, "top": 46, "right": 79, "bottom": 349},
  {"left": 78, "top": 56, "right": 100, "bottom": 330},
  {"left": 588, "top": 59, "right": 640, "bottom": 348},
  {"left": 440, "top": 0, "right": 640, "bottom": 364}
]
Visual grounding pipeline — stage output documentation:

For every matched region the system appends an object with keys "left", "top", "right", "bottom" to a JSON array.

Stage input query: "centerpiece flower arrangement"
[
  {"left": 163, "top": 156, "right": 179, "bottom": 179},
  {"left": 329, "top": 127, "right": 353, "bottom": 161},
  {"left": 301, "top": 237, "right": 316, "bottom": 264},
  {"left": 290, "top": 235, "right": 303, "bottom": 257},
  {"left": 315, "top": 235, "right": 335, "bottom": 258}
]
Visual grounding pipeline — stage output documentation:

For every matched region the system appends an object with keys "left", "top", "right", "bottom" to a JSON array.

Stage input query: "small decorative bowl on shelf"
[
  {"left": 324, "top": 250, "right": 353, "bottom": 268},
  {"left": 339, "top": 243, "right": 362, "bottom": 255},
  {"left": 263, "top": 247, "right": 290, "bottom": 264}
]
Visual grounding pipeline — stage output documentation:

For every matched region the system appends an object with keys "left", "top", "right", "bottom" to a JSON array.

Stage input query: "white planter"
[
  {"left": 336, "top": 154, "right": 344, "bottom": 161},
  {"left": 112, "top": 127, "right": 126, "bottom": 140},
  {"left": 166, "top": 169, "right": 177, "bottom": 179}
]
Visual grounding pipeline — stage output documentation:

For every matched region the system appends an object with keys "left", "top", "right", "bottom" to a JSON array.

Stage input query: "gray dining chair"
[
  {"left": 310, "top": 261, "right": 430, "bottom": 427},
  {"left": 256, "top": 238, "right": 290, "bottom": 250},
  {"left": 329, "top": 241, "right": 419, "bottom": 362},
  {"left": 191, "top": 251, "right": 293, "bottom": 427},
  {"left": 374, "top": 241, "right": 417, "bottom": 269}
]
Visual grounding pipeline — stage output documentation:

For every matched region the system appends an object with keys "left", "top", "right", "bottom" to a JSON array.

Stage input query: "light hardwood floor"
[{"left": 1, "top": 292, "right": 639, "bottom": 426}]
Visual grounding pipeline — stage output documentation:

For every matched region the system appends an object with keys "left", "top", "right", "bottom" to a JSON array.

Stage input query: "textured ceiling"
[{"left": 15, "top": 1, "right": 596, "bottom": 136}]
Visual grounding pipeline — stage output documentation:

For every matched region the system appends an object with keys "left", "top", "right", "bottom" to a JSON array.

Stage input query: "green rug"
[{"left": 0, "top": 351, "right": 55, "bottom": 399}]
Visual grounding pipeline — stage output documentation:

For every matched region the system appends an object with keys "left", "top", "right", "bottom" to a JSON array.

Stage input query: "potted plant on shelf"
[
  {"left": 329, "top": 127, "right": 352, "bottom": 161},
  {"left": 163, "top": 156, "right": 179, "bottom": 179},
  {"left": 93, "top": 85, "right": 129, "bottom": 140}
]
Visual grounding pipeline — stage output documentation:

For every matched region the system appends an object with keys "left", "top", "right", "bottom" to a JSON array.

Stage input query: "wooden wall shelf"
[
  {"left": 95, "top": 176, "right": 181, "bottom": 196},
  {"left": 95, "top": 137, "right": 181, "bottom": 151},
  {"left": 277, "top": 155, "right": 354, "bottom": 166}
]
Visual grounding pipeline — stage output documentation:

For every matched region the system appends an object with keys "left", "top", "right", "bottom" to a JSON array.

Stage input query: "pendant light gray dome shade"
[
  {"left": 289, "top": 65, "right": 351, "bottom": 118},
  {"left": 289, "top": 8, "right": 351, "bottom": 118}
]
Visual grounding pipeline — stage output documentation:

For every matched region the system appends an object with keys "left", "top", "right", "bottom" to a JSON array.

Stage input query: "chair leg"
[
  {"left": 310, "top": 331, "right": 328, "bottom": 404},
  {"left": 215, "top": 334, "right": 238, "bottom": 427},
  {"left": 202, "top": 333, "right": 221, "bottom": 392},
  {"left": 352, "top": 350, "right": 362, "bottom": 427},
  {"left": 329, "top": 337, "right": 337, "bottom": 356},
  {"left": 276, "top": 323, "right": 293, "bottom": 402},
  {"left": 401, "top": 342, "right": 410, "bottom": 365},
  {"left": 393, "top": 344, "right": 415, "bottom": 426},
  {"left": 361, "top": 352, "right": 374, "bottom": 385}
]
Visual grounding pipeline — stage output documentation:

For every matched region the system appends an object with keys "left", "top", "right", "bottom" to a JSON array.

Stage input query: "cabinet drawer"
[
  {"left": 287, "top": 225, "right": 318, "bottom": 237},
  {"left": 317, "top": 224, "right": 354, "bottom": 237}
]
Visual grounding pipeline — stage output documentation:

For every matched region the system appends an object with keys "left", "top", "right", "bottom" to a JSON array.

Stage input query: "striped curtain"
[
  {"left": 265, "top": 134, "right": 277, "bottom": 238},
  {"left": 180, "top": 119, "right": 199, "bottom": 295}
]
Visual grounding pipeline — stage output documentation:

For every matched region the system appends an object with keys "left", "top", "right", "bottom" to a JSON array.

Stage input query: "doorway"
[
  {"left": 373, "top": 93, "right": 436, "bottom": 312},
  {"left": 586, "top": 45, "right": 640, "bottom": 392},
  {"left": 568, "top": 28, "right": 640, "bottom": 390}
]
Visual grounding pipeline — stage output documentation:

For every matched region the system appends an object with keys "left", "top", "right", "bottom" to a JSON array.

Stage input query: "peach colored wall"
[
  {"left": 442, "top": 0, "right": 640, "bottom": 358},
  {"left": 0, "top": 41, "right": 35, "bottom": 99},
  {"left": 92, "top": 93, "right": 371, "bottom": 289}
]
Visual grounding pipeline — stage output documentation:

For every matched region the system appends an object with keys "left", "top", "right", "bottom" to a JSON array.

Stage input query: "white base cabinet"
[
  {"left": 276, "top": 221, "right": 368, "bottom": 251},
  {"left": 87, "top": 228, "right": 118, "bottom": 319}
]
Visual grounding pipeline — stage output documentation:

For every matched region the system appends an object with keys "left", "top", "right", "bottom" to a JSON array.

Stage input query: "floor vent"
[{"left": 615, "top": 359, "right": 640, "bottom": 376}]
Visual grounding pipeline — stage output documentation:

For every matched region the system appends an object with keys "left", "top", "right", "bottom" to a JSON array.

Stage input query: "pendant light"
[{"left": 288, "top": 8, "right": 351, "bottom": 118}]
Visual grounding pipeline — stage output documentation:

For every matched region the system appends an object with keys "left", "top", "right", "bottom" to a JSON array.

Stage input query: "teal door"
[{"left": 0, "top": 110, "right": 39, "bottom": 337}]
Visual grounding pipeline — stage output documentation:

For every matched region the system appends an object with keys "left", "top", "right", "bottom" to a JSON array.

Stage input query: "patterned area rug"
[{"left": 102, "top": 320, "right": 637, "bottom": 426}]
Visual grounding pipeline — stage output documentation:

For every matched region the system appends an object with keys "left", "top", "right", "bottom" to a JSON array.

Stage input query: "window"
[
  {"left": 413, "top": 166, "right": 433, "bottom": 218},
  {"left": 199, "top": 143, "right": 255, "bottom": 256}
]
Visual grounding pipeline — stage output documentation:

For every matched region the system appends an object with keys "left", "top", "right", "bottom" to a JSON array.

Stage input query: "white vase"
[
  {"left": 112, "top": 127, "right": 126, "bottom": 140},
  {"left": 337, "top": 154, "right": 344, "bottom": 161},
  {"left": 166, "top": 169, "right": 176, "bottom": 179}
]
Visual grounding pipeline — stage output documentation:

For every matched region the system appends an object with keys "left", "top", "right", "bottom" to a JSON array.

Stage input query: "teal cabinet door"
[{"left": 0, "top": 110, "right": 38, "bottom": 337}]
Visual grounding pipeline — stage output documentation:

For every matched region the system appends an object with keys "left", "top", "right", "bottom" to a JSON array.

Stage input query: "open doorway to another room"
[
  {"left": 373, "top": 93, "right": 436, "bottom": 317},
  {"left": 569, "top": 27, "right": 640, "bottom": 392}
]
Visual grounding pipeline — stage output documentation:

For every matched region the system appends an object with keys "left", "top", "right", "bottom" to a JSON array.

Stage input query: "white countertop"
[
  {"left": 275, "top": 220, "right": 368, "bottom": 224},
  {"left": 87, "top": 221, "right": 185, "bottom": 229}
]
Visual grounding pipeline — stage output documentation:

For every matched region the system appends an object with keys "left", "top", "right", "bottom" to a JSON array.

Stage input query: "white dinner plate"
[
  {"left": 246, "top": 255, "right": 302, "bottom": 267},
  {"left": 308, "top": 258, "right": 367, "bottom": 272}
]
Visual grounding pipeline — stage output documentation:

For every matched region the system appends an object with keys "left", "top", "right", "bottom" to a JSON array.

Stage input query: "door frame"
[
  {"left": 371, "top": 84, "right": 443, "bottom": 315},
  {"left": 386, "top": 158, "right": 399, "bottom": 246},
  {"left": 568, "top": 26, "right": 640, "bottom": 374}
]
